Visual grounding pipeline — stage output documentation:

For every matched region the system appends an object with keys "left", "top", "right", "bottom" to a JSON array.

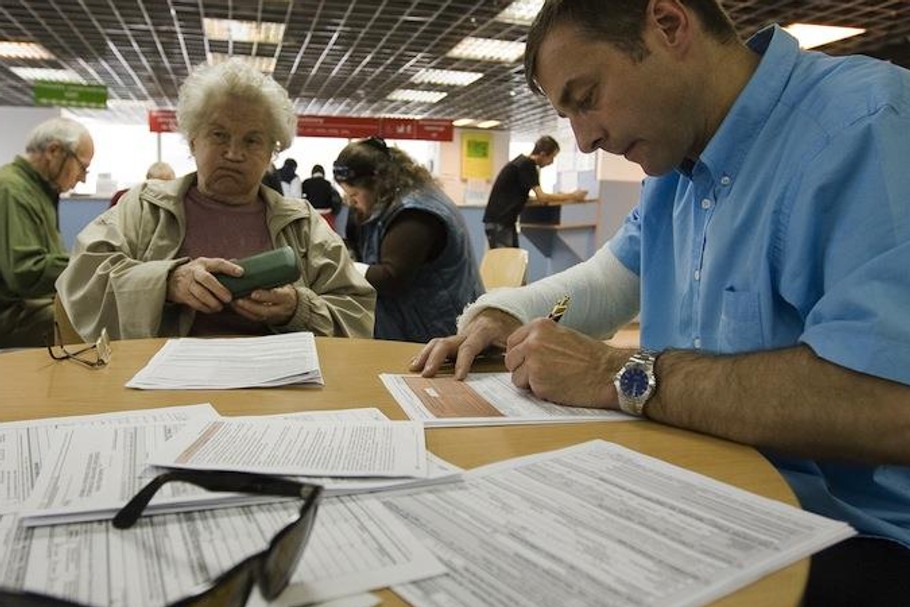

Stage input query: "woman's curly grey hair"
[{"left": 176, "top": 58, "right": 297, "bottom": 153}]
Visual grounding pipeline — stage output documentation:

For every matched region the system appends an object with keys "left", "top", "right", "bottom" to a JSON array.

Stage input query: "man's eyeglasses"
[
  {"left": 45, "top": 325, "right": 111, "bottom": 369},
  {"left": 0, "top": 470, "right": 322, "bottom": 607},
  {"left": 66, "top": 149, "right": 90, "bottom": 178}
]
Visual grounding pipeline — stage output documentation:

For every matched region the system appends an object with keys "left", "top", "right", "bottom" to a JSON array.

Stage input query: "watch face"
[{"left": 620, "top": 367, "right": 650, "bottom": 398}]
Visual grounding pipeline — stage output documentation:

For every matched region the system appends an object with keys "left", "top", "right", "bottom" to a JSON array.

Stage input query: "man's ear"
[{"left": 649, "top": 0, "right": 690, "bottom": 49}]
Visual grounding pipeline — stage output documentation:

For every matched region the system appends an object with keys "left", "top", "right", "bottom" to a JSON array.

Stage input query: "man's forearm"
[{"left": 647, "top": 345, "right": 910, "bottom": 465}]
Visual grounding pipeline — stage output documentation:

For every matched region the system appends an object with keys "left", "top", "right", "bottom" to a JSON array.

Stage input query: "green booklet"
[{"left": 216, "top": 246, "right": 301, "bottom": 298}]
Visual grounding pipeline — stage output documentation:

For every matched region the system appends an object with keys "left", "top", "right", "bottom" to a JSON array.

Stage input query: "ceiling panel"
[{"left": 1, "top": 0, "right": 908, "bottom": 137}]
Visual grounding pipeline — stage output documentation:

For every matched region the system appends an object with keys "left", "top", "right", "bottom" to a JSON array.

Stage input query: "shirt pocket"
[{"left": 718, "top": 288, "right": 764, "bottom": 353}]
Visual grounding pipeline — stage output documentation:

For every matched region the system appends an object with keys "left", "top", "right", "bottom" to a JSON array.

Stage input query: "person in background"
[
  {"left": 333, "top": 137, "right": 483, "bottom": 342},
  {"left": 482, "top": 135, "right": 587, "bottom": 249},
  {"left": 412, "top": 0, "right": 910, "bottom": 604},
  {"left": 261, "top": 162, "right": 283, "bottom": 195},
  {"left": 0, "top": 117, "right": 93, "bottom": 348},
  {"left": 109, "top": 161, "right": 176, "bottom": 207},
  {"left": 277, "top": 158, "right": 302, "bottom": 199},
  {"left": 57, "top": 58, "right": 374, "bottom": 341},
  {"left": 301, "top": 164, "right": 343, "bottom": 230}
]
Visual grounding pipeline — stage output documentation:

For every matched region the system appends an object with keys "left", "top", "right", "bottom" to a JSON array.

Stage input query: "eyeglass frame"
[
  {"left": 66, "top": 148, "right": 90, "bottom": 178},
  {"left": 45, "top": 325, "right": 111, "bottom": 369},
  {"left": 0, "top": 469, "right": 323, "bottom": 607}
]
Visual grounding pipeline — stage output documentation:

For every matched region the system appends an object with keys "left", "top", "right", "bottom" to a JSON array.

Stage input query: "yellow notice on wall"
[{"left": 461, "top": 132, "right": 493, "bottom": 180}]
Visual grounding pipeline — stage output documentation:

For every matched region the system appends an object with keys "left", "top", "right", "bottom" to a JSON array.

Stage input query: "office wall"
[{"left": 0, "top": 106, "right": 61, "bottom": 163}]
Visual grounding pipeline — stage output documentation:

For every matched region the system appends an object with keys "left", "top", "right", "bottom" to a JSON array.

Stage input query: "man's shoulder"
[{"left": 787, "top": 53, "right": 910, "bottom": 129}]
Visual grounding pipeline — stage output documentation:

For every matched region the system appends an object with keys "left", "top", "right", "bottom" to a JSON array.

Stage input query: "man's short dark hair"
[
  {"left": 524, "top": 0, "right": 738, "bottom": 94},
  {"left": 532, "top": 135, "right": 560, "bottom": 156}
]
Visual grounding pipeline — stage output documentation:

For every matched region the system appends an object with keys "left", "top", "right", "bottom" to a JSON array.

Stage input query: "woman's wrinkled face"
[
  {"left": 338, "top": 182, "right": 376, "bottom": 217},
  {"left": 191, "top": 98, "right": 275, "bottom": 205}
]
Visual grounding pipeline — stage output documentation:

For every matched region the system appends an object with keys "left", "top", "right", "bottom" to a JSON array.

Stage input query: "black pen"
[{"left": 547, "top": 295, "right": 570, "bottom": 323}]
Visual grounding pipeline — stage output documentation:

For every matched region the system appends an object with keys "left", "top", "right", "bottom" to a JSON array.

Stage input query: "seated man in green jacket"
[{"left": 0, "top": 117, "right": 94, "bottom": 348}]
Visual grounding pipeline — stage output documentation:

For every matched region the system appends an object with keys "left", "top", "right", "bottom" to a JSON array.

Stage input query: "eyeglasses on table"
[
  {"left": 45, "top": 325, "right": 111, "bottom": 369},
  {"left": 0, "top": 469, "right": 323, "bottom": 607}
]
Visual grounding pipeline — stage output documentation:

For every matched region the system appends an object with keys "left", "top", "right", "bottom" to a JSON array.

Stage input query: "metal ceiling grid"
[{"left": 1, "top": 0, "right": 910, "bottom": 138}]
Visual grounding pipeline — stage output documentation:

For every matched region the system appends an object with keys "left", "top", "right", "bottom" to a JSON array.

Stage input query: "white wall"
[{"left": 0, "top": 106, "right": 61, "bottom": 164}]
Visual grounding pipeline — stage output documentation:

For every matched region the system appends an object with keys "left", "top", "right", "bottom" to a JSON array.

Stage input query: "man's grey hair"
[
  {"left": 25, "top": 117, "right": 90, "bottom": 154},
  {"left": 176, "top": 58, "right": 297, "bottom": 153}
]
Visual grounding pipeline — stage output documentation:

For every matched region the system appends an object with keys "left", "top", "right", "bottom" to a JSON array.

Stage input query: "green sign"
[
  {"left": 33, "top": 81, "right": 107, "bottom": 109},
  {"left": 466, "top": 139, "right": 489, "bottom": 159}
]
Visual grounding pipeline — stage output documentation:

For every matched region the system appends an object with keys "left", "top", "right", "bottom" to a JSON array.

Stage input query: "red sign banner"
[
  {"left": 299, "top": 115, "right": 454, "bottom": 142},
  {"left": 297, "top": 116, "right": 382, "bottom": 139},
  {"left": 148, "top": 109, "right": 178, "bottom": 133},
  {"left": 150, "top": 111, "right": 454, "bottom": 142}
]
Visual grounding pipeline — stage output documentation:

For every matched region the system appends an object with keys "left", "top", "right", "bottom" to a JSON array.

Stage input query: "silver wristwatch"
[{"left": 613, "top": 350, "right": 659, "bottom": 417}]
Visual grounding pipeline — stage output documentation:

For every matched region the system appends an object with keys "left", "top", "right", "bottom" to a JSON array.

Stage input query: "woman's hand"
[
  {"left": 231, "top": 284, "right": 298, "bottom": 326},
  {"left": 166, "top": 257, "right": 241, "bottom": 313}
]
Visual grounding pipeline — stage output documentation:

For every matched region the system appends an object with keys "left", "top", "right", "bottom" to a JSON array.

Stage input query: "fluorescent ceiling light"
[
  {"left": 783, "top": 23, "right": 866, "bottom": 49},
  {"left": 0, "top": 41, "right": 54, "bottom": 60},
  {"left": 452, "top": 118, "right": 476, "bottom": 127},
  {"left": 447, "top": 37, "right": 525, "bottom": 63},
  {"left": 475, "top": 120, "right": 501, "bottom": 129},
  {"left": 386, "top": 89, "right": 448, "bottom": 103},
  {"left": 203, "top": 18, "right": 285, "bottom": 44},
  {"left": 208, "top": 52, "right": 277, "bottom": 73},
  {"left": 496, "top": 0, "right": 544, "bottom": 26},
  {"left": 411, "top": 68, "right": 483, "bottom": 87},
  {"left": 107, "top": 99, "right": 154, "bottom": 110},
  {"left": 10, "top": 67, "right": 85, "bottom": 83}
]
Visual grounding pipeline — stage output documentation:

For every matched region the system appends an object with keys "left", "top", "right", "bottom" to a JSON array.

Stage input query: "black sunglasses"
[{"left": 0, "top": 470, "right": 322, "bottom": 607}]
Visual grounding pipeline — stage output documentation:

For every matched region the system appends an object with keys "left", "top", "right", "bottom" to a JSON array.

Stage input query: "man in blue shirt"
[{"left": 412, "top": 0, "right": 910, "bottom": 604}]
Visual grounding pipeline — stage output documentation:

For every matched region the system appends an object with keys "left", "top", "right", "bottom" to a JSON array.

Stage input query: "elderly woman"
[
  {"left": 334, "top": 137, "right": 483, "bottom": 342},
  {"left": 57, "top": 60, "right": 374, "bottom": 340}
]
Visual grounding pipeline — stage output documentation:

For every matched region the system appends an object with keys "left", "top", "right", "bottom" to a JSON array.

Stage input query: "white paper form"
[
  {"left": 21, "top": 409, "right": 459, "bottom": 527},
  {"left": 386, "top": 440, "right": 855, "bottom": 607},
  {"left": 126, "top": 332, "right": 323, "bottom": 390},
  {"left": 0, "top": 404, "right": 218, "bottom": 515},
  {"left": 5, "top": 497, "right": 444, "bottom": 607},
  {"left": 148, "top": 418, "right": 429, "bottom": 478},
  {"left": 382, "top": 372, "right": 634, "bottom": 427}
]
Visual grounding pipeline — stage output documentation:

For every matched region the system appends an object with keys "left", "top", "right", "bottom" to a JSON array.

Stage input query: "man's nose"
[{"left": 570, "top": 115, "right": 603, "bottom": 154}]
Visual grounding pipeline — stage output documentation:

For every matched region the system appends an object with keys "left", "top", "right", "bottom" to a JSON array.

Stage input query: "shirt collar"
[
  {"left": 685, "top": 25, "right": 801, "bottom": 184},
  {"left": 14, "top": 155, "right": 59, "bottom": 201}
]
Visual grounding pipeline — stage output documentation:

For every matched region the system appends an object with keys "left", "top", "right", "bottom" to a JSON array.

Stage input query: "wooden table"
[{"left": 0, "top": 337, "right": 807, "bottom": 607}]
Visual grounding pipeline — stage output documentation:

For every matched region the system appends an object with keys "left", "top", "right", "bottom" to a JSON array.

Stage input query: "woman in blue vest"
[{"left": 334, "top": 137, "right": 483, "bottom": 342}]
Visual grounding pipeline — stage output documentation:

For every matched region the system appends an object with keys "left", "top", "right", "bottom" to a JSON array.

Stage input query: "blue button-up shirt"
[{"left": 611, "top": 26, "right": 910, "bottom": 544}]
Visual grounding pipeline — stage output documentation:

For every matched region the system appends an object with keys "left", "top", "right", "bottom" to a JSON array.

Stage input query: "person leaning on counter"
[
  {"left": 482, "top": 134, "right": 587, "bottom": 249},
  {"left": 412, "top": 0, "right": 910, "bottom": 605},
  {"left": 56, "top": 59, "right": 374, "bottom": 341}
]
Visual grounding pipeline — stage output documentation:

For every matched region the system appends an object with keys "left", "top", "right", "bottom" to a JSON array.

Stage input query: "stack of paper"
[
  {"left": 386, "top": 440, "right": 856, "bottom": 607},
  {"left": 0, "top": 406, "right": 452, "bottom": 607},
  {"left": 15, "top": 409, "right": 461, "bottom": 527},
  {"left": 127, "top": 332, "right": 324, "bottom": 389}
]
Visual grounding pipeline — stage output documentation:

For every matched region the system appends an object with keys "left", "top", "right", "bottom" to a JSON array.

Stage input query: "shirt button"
[
  {"left": 720, "top": 175, "right": 732, "bottom": 186},
  {"left": 701, "top": 198, "right": 712, "bottom": 210},
  {"left": 694, "top": 337, "right": 701, "bottom": 349},
  {"left": 694, "top": 269, "right": 701, "bottom": 281}
]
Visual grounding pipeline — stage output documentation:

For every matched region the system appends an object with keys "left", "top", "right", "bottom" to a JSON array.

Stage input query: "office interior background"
[{"left": 2, "top": 0, "right": 909, "bottom": 276}]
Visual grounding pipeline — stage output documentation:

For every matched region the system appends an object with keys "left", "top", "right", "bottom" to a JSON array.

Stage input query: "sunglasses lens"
[
  {"left": 190, "top": 559, "right": 255, "bottom": 607},
  {"left": 332, "top": 163, "right": 351, "bottom": 182},
  {"left": 260, "top": 504, "right": 318, "bottom": 600}
]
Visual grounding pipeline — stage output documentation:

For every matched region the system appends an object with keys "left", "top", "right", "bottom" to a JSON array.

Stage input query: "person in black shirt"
[
  {"left": 482, "top": 135, "right": 586, "bottom": 248},
  {"left": 302, "top": 164, "right": 343, "bottom": 230}
]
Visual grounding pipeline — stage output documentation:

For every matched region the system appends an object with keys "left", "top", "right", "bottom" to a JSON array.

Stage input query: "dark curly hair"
[{"left": 333, "top": 137, "right": 435, "bottom": 209}]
